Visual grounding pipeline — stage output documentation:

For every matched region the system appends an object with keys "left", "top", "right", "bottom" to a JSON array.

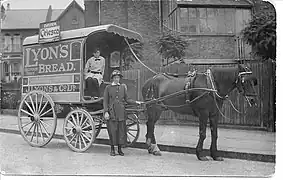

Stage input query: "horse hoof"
[
  {"left": 213, "top": 157, "right": 224, "bottom": 161},
  {"left": 198, "top": 156, "right": 209, "bottom": 161},
  {"left": 148, "top": 150, "right": 152, "bottom": 154},
  {"left": 153, "top": 151, "right": 162, "bottom": 156}
]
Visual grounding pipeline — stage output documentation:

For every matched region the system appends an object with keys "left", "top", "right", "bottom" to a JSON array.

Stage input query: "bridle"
[
  {"left": 235, "top": 70, "right": 258, "bottom": 107},
  {"left": 207, "top": 67, "right": 257, "bottom": 118}
]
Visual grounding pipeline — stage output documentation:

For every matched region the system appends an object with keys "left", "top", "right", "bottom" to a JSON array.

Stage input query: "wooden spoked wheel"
[
  {"left": 63, "top": 109, "right": 96, "bottom": 152},
  {"left": 126, "top": 113, "right": 140, "bottom": 147},
  {"left": 18, "top": 90, "right": 57, "bottom": 147}
]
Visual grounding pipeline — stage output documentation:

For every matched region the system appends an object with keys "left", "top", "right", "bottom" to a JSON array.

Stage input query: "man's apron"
[{"left": 85, "top": 72, "right": 103, "bottom": 85}]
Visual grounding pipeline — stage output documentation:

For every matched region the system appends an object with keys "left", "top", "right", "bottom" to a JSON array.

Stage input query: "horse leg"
[
  {"left": 196, "top": 110, "right": 209, "bottom": 161},
  {"left": 209, "top": 112, "right": 224, "bottom": 161},
  {"left": 145, "top": 106, "right": 162, "bottom": 156}
]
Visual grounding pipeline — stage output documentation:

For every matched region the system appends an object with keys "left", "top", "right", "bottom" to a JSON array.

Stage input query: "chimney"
[
  {"left": 6, "top": 3, "right": 10, "bottom": 10},
  {"left": 84, "top": 0, "right": 100, "bottom": 27},
  {"left": 1, "top": 4, "right": 5, "bottom": 20},
  {"left": 46, "top": 5, "right": 52, "bottom": 22}
]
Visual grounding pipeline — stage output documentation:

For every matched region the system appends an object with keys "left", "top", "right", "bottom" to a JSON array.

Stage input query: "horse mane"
[
  {"left": 212, "top": 66, "right": 239, "bottom": 81},
  {"left": 142, "top": 73, "right": 169, "bottom": 100},
  {"left": 211, "top": 66, "right": 240, "bottom": 94}
]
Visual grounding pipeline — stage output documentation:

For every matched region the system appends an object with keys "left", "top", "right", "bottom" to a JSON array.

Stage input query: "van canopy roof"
[{"left": 23, "top": 24, "right": 143, "bottom": 46}]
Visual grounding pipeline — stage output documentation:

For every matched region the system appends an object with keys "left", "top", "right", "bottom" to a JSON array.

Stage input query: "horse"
[{"left": 141, "top": 64, "right": 258, "bottom": 161}]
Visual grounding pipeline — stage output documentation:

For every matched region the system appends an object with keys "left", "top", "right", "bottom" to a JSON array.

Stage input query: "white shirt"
[
  {"left": 85, "top": 56, "right": 105, "bottom": 76},
  {"left": 84, "top": 56, "right": 105, "bottom": 85}
]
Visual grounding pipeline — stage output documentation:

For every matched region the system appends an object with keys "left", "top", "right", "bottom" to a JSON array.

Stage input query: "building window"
[
  {"left": 4, "top": 34, "right": 12, "bottom": 52},
  {"left": 176, "top": 7, "right": 252, "bottom": 60},
  {"left": 11, "top": 63, "right": 21, "bottom": 76},
  {"left": 178, "top": 7, "right": 237, "bottom": 35},
  {"left": 3, "top": 62, "right": 9, "bottom": 76},
  {"left": 72, "top": 16, "right": 79, "bottom": 25},
  {"left": 13, "top": 34, "right": 22, "bottom": 52}
]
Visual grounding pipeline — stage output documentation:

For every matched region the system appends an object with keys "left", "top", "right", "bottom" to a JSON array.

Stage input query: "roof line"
[
  {"left": 55, "top": 0, "right": 84, "bottom": 21},
  {"left": 245, "top": 0, "right": 255, "bottom": 6},
  {"left": 3, "top": 9, "right": 64, "bottom": 11}
]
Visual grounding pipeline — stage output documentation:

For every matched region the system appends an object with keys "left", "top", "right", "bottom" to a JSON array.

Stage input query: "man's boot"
[
  {"left": 110, "top": 145, "right": 115, "bottom": 156},
  {"left": 118, "top": 145, "right": 124, "bottom": 156}
]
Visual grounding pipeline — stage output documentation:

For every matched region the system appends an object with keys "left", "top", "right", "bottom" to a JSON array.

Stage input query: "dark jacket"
[{"left": 103, "top": 83, "right": 137, "bottom": 121}]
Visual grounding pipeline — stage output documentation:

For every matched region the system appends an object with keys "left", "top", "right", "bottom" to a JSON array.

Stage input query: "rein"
[
  {"left": 206, "top": 69, "right": 249, "bottom": 118},
  {"left": 124, "top": 38, "right": 158, "bottom": 75}
]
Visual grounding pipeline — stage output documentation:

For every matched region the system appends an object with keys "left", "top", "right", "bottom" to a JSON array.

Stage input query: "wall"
[
  {"left": 59, "top": 5, "right": 85, "bottom": 31},
  {"left": 84, "top": 0, "right": 99, "bottom": 27},
  {"left": 128, "top": 0, "right": 162, "bottom": 68},
  {"left": 100, "top": 0, "right": 128, "bottom": 28}
]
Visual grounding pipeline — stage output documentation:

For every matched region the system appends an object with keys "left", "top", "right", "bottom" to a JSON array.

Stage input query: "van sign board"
[{"left": 39, "top": 21, "right": 61, "bottom": 43}]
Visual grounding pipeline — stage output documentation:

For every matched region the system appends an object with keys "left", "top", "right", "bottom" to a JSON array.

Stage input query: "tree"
[
  {"left": 241, "top": 4, "right": 276, "bottom": 132},
  {"left": 120, "top": 42, "right": 143, "bottom": 70},
  {"left": 155, "top": 33, "right": 190, "bottom": 65},
  {"left": 241, "top": 10, "right": 276, "bottom": 61}
]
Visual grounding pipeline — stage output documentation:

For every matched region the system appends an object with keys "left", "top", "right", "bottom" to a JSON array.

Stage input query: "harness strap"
[
  {"left": 206, "top": 69, "right": 248, "bottom": 118},
  {"left": 213, "top": 94, "right": 235, "bottom": 121},
  {"left": 206, "top": 69, "right": 228, "bottom": 100},
  {"left": 227, "top": 98, "right": 248, "bottom": 115}
]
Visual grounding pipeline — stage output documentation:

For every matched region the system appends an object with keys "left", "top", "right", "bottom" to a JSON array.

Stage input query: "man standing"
[{"left": 84, "top": 48, "right": 105, "bottom": 98}]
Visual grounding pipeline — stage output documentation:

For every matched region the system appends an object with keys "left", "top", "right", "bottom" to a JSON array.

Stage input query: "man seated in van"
[{"left": 84, "top": 48, "right": 105, "bottom": 98}]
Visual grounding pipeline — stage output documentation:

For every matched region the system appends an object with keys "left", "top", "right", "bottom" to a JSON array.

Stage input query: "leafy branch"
[
  {"left": 155, "top": 33, "right": 190, "bottom": 62},
  {"left": 241, "top": 10, "right": 276, "bottom": 61},
  {"left": 121, "top": 42, "right": 143, "bottom": 70}
]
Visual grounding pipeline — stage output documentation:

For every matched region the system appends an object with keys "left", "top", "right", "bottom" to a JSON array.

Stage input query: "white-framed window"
[
  {"left": 4, "top": 34, "right": 12, "bottom": 52},
  {"left": 13, "top": 34, "right": 21, "bottom": 52},
  {"left": 3, "top": 62, "right": 9, "bottom": 76}
]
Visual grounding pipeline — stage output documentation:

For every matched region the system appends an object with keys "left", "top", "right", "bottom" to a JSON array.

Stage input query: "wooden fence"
[
  {"left": 0, "top": 62, "right": 275, "bottom": 130},
  {"left": 123, "top": 61, "right": 274, "bottom": 129}
]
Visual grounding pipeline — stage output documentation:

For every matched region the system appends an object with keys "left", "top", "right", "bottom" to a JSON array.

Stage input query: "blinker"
[{"left": 238, "top": 71, "right": 252, "bottom": 77}]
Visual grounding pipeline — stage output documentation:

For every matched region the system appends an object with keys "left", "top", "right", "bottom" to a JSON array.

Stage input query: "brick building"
[
  {"left": 0, "top": 0, "right": 85, "bottom": 83},
  {"left": 84, "top": 0, "right": 162, "bottom": 68},
  {"left": 84, "top": 0, "right": 257, "bottom": 67}
]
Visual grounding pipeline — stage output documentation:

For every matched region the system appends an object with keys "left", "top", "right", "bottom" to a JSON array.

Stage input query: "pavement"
[{"left": 0, "top": 113, "right": 276, "bottom": 163}]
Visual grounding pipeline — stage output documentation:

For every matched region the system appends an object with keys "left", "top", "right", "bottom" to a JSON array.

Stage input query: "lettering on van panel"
[
  {"left": 23, "top": 39, "right": 83, "bottom": 76},
  {"left": 22, "top": 84, "right": 80, "bottom": 94}
]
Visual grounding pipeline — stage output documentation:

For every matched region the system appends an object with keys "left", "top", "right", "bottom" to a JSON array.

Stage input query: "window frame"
[
  {"left": 172, "top": 6, "right": 253, "bottom": 60},
  {"left": 177, "top": 7, "right": 239, "bottom": 36},
  {"left": 3, "top": 34, "right": 12, "bottom": 52},
  {"left": 13, "top": 34, "right": 22, "bottom": 52}
]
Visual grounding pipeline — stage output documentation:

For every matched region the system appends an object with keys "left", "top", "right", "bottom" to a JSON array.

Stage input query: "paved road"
[
  {"left": 0, "top": 115, "right": 275, "bottom": 155},
  {"left": 0, "top": 132, "right": 275, "bottom": 176}
]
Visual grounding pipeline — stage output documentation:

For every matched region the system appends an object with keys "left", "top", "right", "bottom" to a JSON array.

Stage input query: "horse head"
[{"left": 236, "top": 64, "right": 258, "bottom": 107}]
